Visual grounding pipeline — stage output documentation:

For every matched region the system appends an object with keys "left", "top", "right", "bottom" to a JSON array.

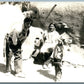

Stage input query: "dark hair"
[
  {"left": 54, "top": 22, "right": 65, "bottom": 33},
  {"left": 48, "top": 23, "right": 55, "bottom": 28},
  {"left": 24, "top": 17, "right": 33, "bottom": 25},
  {"left": 48, "top": 23, "right": 55, "bottom": 32}
]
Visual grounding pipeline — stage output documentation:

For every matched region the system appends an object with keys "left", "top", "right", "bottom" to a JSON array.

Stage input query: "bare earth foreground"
[{"left": 0, "top": 44, "right": 84, "bottom": 82}]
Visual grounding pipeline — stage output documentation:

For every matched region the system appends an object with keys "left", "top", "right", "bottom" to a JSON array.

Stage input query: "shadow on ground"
[
  {"left": 37, "top": 69, "right": 55, "bottom": 81},
  {"left": 0, "top": 63, "right": 6, "bottom": 73}
]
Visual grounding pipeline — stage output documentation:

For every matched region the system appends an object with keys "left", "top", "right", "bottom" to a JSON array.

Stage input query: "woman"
[{"left": 40, "top": 23, "right": 60, "bottom": 68}]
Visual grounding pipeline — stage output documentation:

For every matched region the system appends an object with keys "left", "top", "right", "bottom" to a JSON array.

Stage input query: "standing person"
[
  {"left": 40, "top": 23, "right": 60, "bottom": 68},
  {"left": 54, "top": 22, "right": 73, "bottom": 51},
  {"left": 52, "top": 39, "right": 63, "bottom": 82},
  {"left": 4, "top": 17, "right": 33, "bottom": 77}
]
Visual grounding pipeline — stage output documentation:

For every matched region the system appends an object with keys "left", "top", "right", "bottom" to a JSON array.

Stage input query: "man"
[{"left": 4, "top": 17, "right": 33, "bottom": 77}]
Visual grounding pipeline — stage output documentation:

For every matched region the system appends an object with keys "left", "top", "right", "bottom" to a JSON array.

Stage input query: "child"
[{"left": 52, "top": 39, "right": 63, "bottom": 82}]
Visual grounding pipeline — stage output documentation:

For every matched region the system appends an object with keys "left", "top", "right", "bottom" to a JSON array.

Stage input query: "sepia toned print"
[{"left": 0, "top": 1, "right": 84, "bottom": 82}]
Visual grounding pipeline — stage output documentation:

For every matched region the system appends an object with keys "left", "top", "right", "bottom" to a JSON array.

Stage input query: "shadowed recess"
[
  {"left": 37, "top": 69, "right": 55, "bottom": 81},
  {"left": 80, "top": 17, "right": 84, "bottom": 45}
]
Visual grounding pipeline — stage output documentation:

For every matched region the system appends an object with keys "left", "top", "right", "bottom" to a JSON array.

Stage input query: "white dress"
[{"left": 40, "top": 30, "right": 60, "bottom": 53}]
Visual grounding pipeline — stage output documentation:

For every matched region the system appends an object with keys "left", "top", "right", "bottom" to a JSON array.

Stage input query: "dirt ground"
[
  {"left": 0, "top": 28, "right": 84, "bottom": 82},
  {"left": 0, "top": 45, "right": 84, "bottom": 82}
]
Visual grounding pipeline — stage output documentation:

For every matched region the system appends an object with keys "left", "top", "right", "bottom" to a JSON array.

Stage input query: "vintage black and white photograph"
[{"left": 0, "top": 1, "right": 84, "bottom": 82}]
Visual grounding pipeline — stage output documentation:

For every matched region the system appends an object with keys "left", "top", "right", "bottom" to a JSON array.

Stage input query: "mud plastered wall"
[
  {"left": 0, "top": 2, "right": 84, "bottom": 45},
  {"left": 29, "top": 2, "right": 84, "bottom": 45}
]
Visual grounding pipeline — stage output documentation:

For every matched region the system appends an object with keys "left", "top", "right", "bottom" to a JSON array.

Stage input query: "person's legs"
[
  {"left": 6, "top": 50, "right": 12, "bottom": 73},
  {"left": 14, "top": 49, "right": 25, "bottom": 77},
  {"left": 42, "top": 58, "right": 50, "bottom": 69},
  {"left": 42, "top": 48, "right": 53, "bottom": 69},
  {"left": 55, "top": 65, "right": 58, "bottom": 81},
  {"left": 14, "top": 57, "right": 22, "bottom": 74},
  {"left": 55, "top": 64, "right": 62, "bottom": 82},
  {"left": 53, "top": 58, "right": 62, "bottom": 82}
]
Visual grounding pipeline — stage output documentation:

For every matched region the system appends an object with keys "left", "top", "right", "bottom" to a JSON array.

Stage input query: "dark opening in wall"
[{"left": 79, "top": 17, "right": 84, "bottom": 46}]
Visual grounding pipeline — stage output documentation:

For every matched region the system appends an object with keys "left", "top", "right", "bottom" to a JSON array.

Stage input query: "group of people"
[
  {"left": 32, "top": 21, "right": 73, "bottom": 81},
  {"left": 3, "top": 9, "right": 73, "bottom": 81}
]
